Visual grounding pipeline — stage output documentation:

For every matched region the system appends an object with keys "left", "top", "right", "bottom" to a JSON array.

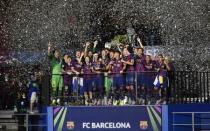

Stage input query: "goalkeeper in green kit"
[{"left": 48, "top": 42, "right": 64, "bottom": 105}]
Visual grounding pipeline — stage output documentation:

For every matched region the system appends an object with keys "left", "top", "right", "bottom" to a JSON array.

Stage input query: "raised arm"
[
  {"left": 84, "top": 42, "right": 90, "bottom": 58},
  {"left": 48, "top": 42, "right": 52, "bottom": 56},
  {"left": 137, "top": 37, "right": 144, "bottom": 49},
  {"left": 79, "top": 52, "right": 84, "bottom": 64},
  {"left": 93, "top": 40, "right": 98, "bottom": 53},
  {"left": 164, "top": 61, "right": 171, "bottom": 71}
]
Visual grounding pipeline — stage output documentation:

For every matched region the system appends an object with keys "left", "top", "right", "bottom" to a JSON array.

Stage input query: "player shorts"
[
  {"left": 126, "top": 72, "right": 134, "bottom": 86},
  {"left": 30, "top": 92, "right": 38, "bottom": 103},
  {"left": 83, "top": 79, "right": 93, "bottom": 92},
  {"left": 112, "top": 75, "right": 124, "bottom": 89},
  {"left": 72, "top": 77, "right": 83, "bottom": 92},
  {"left": 51, "top": 75, "right": 63, "bottom": 92},
  {"left": 104, "top": 74, "right": 112, "bottom": 95},
  {"left": 145, "top": 72, "right": 156, "bottom": 88},
  {"left": 63, "top": 75, "right": 72, "bottom": 86},
  {"left": 93, "top": 75, "right": 103, "bottom": 90},
  {"left": 137, "top": 72, "right": 146, "bottom": 88}
]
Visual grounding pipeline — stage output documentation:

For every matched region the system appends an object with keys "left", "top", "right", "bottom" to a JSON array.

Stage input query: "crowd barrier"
[{"left": 44, "top": 71, "right": 210, "bottom": 105}]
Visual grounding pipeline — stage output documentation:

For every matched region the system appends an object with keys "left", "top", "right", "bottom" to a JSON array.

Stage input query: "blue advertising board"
[{"left": 52, "top": 106, "right": 162, "bottom": 131}]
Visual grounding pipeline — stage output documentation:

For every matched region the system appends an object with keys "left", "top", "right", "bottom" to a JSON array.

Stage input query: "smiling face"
[
  {"left": 88, "top": 51, "right": 93, "bottom": 58},
  {"left": 158, "top": 54, "right": 164, "bottom": 63},
  {"left": 114, "top": 52, "right": 120, "bottom": 60},
  {"left": 54, "top": 50, "right": 60, "bottom": 58},
  {"left": 122, "top": 48, "right": 128, "bottom": 56},
  {"left": 93, "top": 53, "right": 99, "bottom": 62},
  {"left": 145, "top": 55, "right": 151, "bottom": 63},
  {"left": 76, "top": 51, "right": 81, "bottom": 58},
  {"left": 137, "top": 48, "right": 143, "bottom": 56},
  {"left": 109, "top": 51, "right": 114, "bottom": 59}
]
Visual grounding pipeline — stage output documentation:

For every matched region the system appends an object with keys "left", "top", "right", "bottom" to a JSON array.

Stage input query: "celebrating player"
[
  {"left": 82, "top": 56, "right": 93, "bottom": 105},
  {"left": 109, "top": 51, "right": 125, "bottom": 105},
  {"left": 154, "top": 54, "right": 171, "bottom": 104},
  {"left": 121, "top": 47, "right": 135, "bottom": 105},
  {"left": 92, "top": 53, "right": 104, "bottom": 105},
  {"left": 71, "top": 51, "right": 84, "bottom": 96},
  {"left": 63, "top": 55, "right": 73, "bottom": 97},
  {"left": 135, "top": 47, "right": 146, "bottom": 104},
  {"left": 48, "top": 42, "right": 64, "bottom": 105}
]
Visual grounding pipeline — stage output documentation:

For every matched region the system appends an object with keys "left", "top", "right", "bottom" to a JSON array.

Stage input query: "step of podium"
[{"left": 0, "top": 110, "right": 18, "bottom": 130}]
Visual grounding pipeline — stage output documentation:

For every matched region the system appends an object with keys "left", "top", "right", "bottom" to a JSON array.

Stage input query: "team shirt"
[
  {"left": 101, "top": 57, "right": 110, "bottom": 71},
  {"left": 83, "top": 63, "right": 92, "bottom": 80},
  {"left": 92, "top": 61, "right": 104, "bottom": 77},
  {"left": 63, "top": 62, "right": 72, "bottom": 72},
  {"left": 144, "top": 61, "right": 154, "bottom": 72},
  {"left": 110, "top": 59, "right": 124, "bottom": 77},
  {"left": 135, "top": 54, "right": 146, "bottom": 72},
  {"left": 123, "top": 54, "right": 134, "bottom": 72},
  {"left": 28, "top": 80, "right": 39, "bottom": 100},
  {"left": 145, "top": 61, "right": 155, "bottom": 77},
  {"left": 63, "top": 62, "right": 72, "bottom": 85},
  {"left": 156, "top": 62, "right": 167, "bottom": 77},
  {"left": 48, "top": 54, "right": 63, "bottom": 75},
  {"left": 71, "top": 59, "right": 83, "bottom": 73}
]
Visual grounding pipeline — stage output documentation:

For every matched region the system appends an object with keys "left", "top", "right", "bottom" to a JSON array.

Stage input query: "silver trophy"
[{"left": 126, "top": 22, "right": 136, "bottom": 47}]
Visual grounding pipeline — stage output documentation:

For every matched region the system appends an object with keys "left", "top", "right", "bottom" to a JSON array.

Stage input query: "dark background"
[{"left": 0, "top": 0, "right": 210, "bottom": 71}]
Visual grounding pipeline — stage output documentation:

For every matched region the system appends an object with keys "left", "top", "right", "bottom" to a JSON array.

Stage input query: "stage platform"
[
  {"left": 47, "top": 104, "right": 210, "bottom": 131},
  {"left": 48, "top": 105, "right": 163, "bottom": 131}
]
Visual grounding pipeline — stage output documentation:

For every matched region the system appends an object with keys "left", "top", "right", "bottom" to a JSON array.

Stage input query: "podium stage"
[
  {"left": 47, "top": 105, "right": 167, "bottom": 131},
  {"left": 47, "top": 104, "right": 210, "bottom": 131}
]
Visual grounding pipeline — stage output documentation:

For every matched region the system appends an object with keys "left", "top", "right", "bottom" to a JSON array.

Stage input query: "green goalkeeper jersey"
[{"left": 48, "top": 54, "right": 63, "bottom": 75}]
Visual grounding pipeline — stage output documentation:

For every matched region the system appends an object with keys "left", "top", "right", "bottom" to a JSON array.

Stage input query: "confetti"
[{"left": 0, "top": 0, "right": 209, "bottom": 72}]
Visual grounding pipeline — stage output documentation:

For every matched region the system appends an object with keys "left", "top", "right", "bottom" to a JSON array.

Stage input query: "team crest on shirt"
[
  {"left": 67, "top": 121, "right": 74, "bottom": 130},
  {"left": 139, "top": 121, "right": 148, "bottom": 130},
  {"left": 136, "top": 59, "right": 141, "bottom": 63},
  {"left": 76, "top": 64, "right": 82, "bottom": 68}
]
